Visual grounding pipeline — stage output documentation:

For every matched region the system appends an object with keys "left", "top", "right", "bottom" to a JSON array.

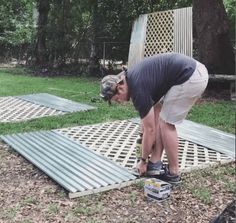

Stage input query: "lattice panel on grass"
[
  {"left": 55, "top": 120, "right": 232, "bottom": 171},
  {"left": 0, "top": 97, "right": 66, "bottom": 122},
  {"left": 56, "top": 121, "right": 138, "bottom": 169},
  {"left": 144, "top": 10, "right": 174, "bottom": 57}
]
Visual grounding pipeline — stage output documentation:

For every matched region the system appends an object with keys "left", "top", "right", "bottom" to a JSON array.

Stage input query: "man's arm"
[{"left": 136, "top": 106, "right": 156, "bottom": 175}]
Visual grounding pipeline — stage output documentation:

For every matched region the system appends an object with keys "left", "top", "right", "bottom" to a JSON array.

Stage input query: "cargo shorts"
[{"left": 159, "top": 61, "right": 209, "bottom": 125}]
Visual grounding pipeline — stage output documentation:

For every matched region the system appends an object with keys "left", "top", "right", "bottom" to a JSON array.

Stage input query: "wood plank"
[
  {"left": 69, "top": 179, "right": 142, "bottom": 199},
  {"left": 209, "top": 74, "right": 236, "bottom": 81}
]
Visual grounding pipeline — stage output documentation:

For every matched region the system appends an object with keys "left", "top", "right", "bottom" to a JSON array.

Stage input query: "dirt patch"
[{"left": 0, "top": 143, "right": 235, "bottom": 223}]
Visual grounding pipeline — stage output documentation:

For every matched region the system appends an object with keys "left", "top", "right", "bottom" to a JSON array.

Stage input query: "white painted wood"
[
  {"left": 128, "top": 7, "right": 193, "bottom": 68},
  {"left": 55, "top": 120, "right": 233, "bottom": 173},
  {"left": 69, "top": 179, "right": 142, "bottom": 199}
]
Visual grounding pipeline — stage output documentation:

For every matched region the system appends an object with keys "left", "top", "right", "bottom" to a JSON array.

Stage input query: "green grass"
[
  {"left": 191, "top": 187, "right": 212, "bottom": 204},
  {"left": 183, "top": 163, "right": 235, "bottom": 204},
  {"left": 20, "top": 220, "right": 33, "bottom": 223},
  {"left": 129, "top": 191, "right": 138, "bottom": 206},
  {"left": 0, "top": 68, "right": 138, "bottom": 135},
  {"left": 71, "top": 203, "right": 103, "bottom": 216},
  {"left": 1, "top": 206, "right": 20, "bottom": 220},
  {"left": 0, "top": 68, "right": 235, "bottom": 135},
  {"left": 47, "top": 204, "right": 59, "bottom": 215},
  {"left": 21, "top": 196, "right": 38, "bottom": 206},
  {"left": 187, "top": 101, "right": 235, "bottom": 133}
]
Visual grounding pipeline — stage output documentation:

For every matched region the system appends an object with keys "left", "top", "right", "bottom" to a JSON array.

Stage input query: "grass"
[
  {"left": 187, "top": 100, "right": 235, "bottom": 133},
  {"left": 183, "top": 163, "right": 235, "bottom": 204},
  {"left": 21, "top": 196, "right": 38, "bottom": 206},
  {"left": 71, "top": 203, "right": 103, "bottom": 216},
  {"left": 0, "top": 68, "right": 137, "bottom": 135},
  {"left": 1, "top": 206, "right": 20, "bottom": 220},
  {"left": 191, "top": 187, "right": 212, "bottom": 204},
  {"left": 20, "top": 220, "right": 33, "bottom": 223},
  {"left": 0, "top": 68, "right": 235, "bottom": 135},
  {"left": 129, "top": 191, "right": 138, "bottom": 206}
]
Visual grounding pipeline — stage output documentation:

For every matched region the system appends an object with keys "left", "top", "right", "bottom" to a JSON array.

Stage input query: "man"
[{"left": 100, "top": 53, "right": 208, "bottom": 185}]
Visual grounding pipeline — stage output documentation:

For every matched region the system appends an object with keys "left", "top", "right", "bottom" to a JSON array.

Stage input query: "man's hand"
[{"left": 136, "top": 160, "right": 147, "bottom": 176}]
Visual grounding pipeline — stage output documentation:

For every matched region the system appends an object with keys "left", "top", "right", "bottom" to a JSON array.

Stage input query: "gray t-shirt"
[{"left": 126, "top": 53, "right": 197, "bottom": 118}]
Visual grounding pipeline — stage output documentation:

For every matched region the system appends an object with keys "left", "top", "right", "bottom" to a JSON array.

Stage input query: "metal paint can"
[{"left": 144, "top": 178, "right": 171, "bottom": 202}]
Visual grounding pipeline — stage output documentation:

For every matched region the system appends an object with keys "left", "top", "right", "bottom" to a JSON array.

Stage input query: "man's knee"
[
  {"left": 154, "top": 102, "right": 162, "bottom": 113},
  {"left": 159, "top": 117, "right": 176, "bottom": 130}
]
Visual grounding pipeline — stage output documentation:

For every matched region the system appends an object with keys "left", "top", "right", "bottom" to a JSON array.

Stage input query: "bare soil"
[{"left": 0, "top": 143, "right": 235, "bottom": 223}]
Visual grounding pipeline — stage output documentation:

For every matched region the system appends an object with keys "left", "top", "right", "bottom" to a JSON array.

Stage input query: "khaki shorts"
[{"left": 159, "top": 61, "right": 209, "bottom": 125}]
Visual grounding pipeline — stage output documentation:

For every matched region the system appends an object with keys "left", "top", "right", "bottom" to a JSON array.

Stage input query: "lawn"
[
  {"left": 0, "top": 68, "right": 235, "bottom": 223},
  {"left": 0, "top": 68, "right": 235, "bottom": 135},
  {"left": 0, "top": 68, "right": 137, "bottom": 135}
]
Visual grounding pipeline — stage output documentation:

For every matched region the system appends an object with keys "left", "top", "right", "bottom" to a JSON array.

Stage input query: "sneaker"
[
  {"left": 157, "top": 167, "right": 182, "bottom": 185},
  {"left": 146, "top": 161, "right": 165, "bottom": 176}
]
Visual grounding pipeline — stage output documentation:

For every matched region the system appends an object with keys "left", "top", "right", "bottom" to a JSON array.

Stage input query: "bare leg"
[
  {"left": 149, "top": 103, "right": 164, "bottom": 163},
  {"left": 159, "top": 119, "right": 179, "bottom": 175}
]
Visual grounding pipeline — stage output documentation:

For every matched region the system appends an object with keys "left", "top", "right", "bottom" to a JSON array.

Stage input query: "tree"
[
  {"left": 88, "top": 0, "right": 100, "bottom": 76},
  {"left": 193, "top": 0, "right": 235, "bottom": 75},
  {"left": 35, "top": 0, "right": 50, "bottom": 66}
]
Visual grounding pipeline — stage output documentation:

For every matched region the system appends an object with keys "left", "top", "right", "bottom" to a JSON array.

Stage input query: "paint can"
[{"left": 144, "top": 178, "right": 171, "bottom": 202}]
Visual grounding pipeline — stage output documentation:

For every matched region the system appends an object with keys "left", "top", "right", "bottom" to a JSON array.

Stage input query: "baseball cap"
[{"left": 100, "top": 72, "right": 124, "bottom": 104}]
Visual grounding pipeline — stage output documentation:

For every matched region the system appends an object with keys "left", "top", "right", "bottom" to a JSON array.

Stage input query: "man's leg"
[
  {"left": 149, "top": 103, "right": 164, "bottom": 163},
  {"left": 159, "top": 119, "right": 179, "bottom": 175},
  {"left": 157, "top": 62, "right": 208, "bottom": 180}
]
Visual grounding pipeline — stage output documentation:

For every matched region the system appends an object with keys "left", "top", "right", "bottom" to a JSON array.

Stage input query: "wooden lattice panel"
[
  {"left": 0, "top": 97, "right": 66, "bottom": 122},
  {"left": 144, "top": 11, "right": 174, "bottom": 57},
  {"left": 56, "top": 121, "right": 138, "bottom": 169},
  {"left": 55, "top": 121, "right": 232, "bottom": 171},
  {"left": 128, "top": 7, "right": 192, "bottom": 68}
]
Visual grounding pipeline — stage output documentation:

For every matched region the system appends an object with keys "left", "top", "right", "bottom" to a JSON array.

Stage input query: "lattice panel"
[
  {"left": 0, "top": 97, "right": 66, "bottom": 122},
  {"left": 55, "top": 121, "right": 232, "bottom": 171},
  {"left": 144, "top": 11, "right": 174, "bottom": 57}
]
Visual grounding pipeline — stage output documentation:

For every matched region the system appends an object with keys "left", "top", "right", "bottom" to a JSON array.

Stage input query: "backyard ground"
[
  {"left": 0, "top": 69, "right": 235, "bottom": 223},
  {"left": 0, "top": 141, "right": 235, "bottom": 223}
]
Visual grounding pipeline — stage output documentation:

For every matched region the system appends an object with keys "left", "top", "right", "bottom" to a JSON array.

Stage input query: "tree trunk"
[
  {"left": 88, "top": 0, "right": 100, "bottom": 76},
  {"left": 193, "top": 0, "right": 235, "bottom": 75},
  {"left": 35, "top": 0, "right": 50, "bottom": 66}
]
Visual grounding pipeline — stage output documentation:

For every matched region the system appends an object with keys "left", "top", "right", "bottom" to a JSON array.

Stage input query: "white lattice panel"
[
  {"left": 55, "top": 121, "right": 232, "bottom": 171},
  {"left": 145, "top": 11, "right": 174, "bottom": 56},
  {"left": 128, "top": 7, "right": 193, "bottom": 68},
  {"left": 0, "top": 97, "right": 66, "bottom": 122}
]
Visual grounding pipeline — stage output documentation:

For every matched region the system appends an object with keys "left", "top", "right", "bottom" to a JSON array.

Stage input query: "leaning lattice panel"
[
  {"left": 128, "top": 7, "right": 192, "bottom": 68},
  {"left": 0, "top": 97, "right": 65, "bottom": 122},
  {"left": 55, "top": 120, "right": 232, "bottom": 172},
  {"left": 144, "top": 10, "right": 174, "bottom": 57}
]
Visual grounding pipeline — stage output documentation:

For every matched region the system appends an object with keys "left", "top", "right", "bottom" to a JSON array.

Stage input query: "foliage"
[
  {"left": 223, "top": 0, "right": 236, "bottom": 41},
  {"left": 3, "top": 0, "right": 184, "bottom": 71},
  {"left": 0, "top": 0, "right": 35, "bottom": 60},
  {"left": 46, "top": 0, "right": 91, "bottom": 65},
  {"left": 0, "top": 0, "right": 235, "bottom": 73}
]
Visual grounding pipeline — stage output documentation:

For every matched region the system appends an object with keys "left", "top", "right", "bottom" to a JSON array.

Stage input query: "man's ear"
[
  {"left": 116, "top": 83, "right": 124, "bottom": 94},
  {"left": 118, "top": 80, "right": 124, "bottom": 85}
]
